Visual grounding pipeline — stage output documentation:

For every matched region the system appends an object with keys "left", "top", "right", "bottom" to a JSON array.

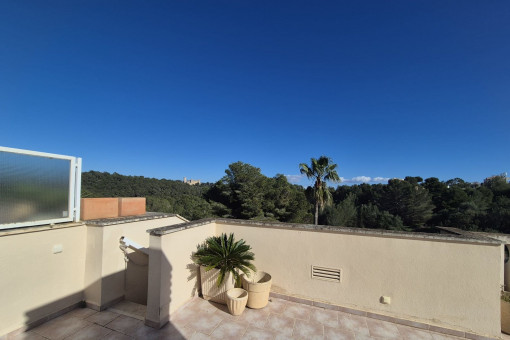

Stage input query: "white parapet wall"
[
  {"left": 147, "top": 218, "right": 503, "bottom": 338},
  {"left": 84, "top": 213, "right": 187, "bottom": 310},
  {"left": 0, "top": 213, "right": 187, "bottom": 337},
  {"left": 146, "top": 220, "right": 217, "bottom": 328},
  {"left": 0, "top": 223, "right": 87, "bottom": 336}
]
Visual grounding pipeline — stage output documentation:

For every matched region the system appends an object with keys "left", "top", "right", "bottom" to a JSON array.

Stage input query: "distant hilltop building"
[
  {"left": 484, "top": 173, "right": 509, "bottom": 184},
  {"left": 183, "top": 177, "right": 201, "bottom": 185}
]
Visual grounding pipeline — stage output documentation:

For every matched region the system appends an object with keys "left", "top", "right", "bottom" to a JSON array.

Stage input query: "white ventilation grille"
[{"left": 311, "top": 265, "right": 341, "bottom": 282}]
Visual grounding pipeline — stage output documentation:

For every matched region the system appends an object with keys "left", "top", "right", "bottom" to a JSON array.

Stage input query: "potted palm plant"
[{"left": 193, "top": 233, "right": 256, "bottom": 305}]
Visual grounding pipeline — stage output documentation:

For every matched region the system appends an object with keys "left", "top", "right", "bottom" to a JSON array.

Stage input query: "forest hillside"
[{"left": 82, "top": 163, "right": 510, "bottom": 233}]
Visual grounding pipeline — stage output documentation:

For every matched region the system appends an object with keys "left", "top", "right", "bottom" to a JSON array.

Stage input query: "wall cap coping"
[
  {"left": 146, "top": 217, "right": 503, "bottom": 245},
  {"left": 0, "top": 222, "right": 85, "bottom": 237},
  {"left": 84, "top": 212, "right": 187, "bottom": 226}
]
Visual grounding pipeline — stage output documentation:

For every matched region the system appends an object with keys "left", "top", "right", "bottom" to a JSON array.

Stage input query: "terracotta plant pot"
[
  {"left": 226, "top": 288, "right": 248, "bottom": 316},
  {"left": 199, "top": 267, "right": 235, "bottom": 304},
  {"left": 242, "top": 271, "right": 272, "bottom": 309}
]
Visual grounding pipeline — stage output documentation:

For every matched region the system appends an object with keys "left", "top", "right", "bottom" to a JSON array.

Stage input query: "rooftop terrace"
[
  {"left": 0, "top": 211, "right": 507, "bottom": 340},
  {"left": 2, "top": 147, "right": 508, "bottom": 340}
]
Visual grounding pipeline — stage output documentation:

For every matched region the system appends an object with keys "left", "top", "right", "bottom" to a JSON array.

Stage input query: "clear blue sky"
[{"left": 1, "top": 1, "right": 509, "bottom": 185}]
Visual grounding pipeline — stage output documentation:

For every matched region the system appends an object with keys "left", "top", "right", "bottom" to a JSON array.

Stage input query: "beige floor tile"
[
  {"left": 14, "top": 296, "right": 484, "bottom": 340},
  {"left": 185, "top": 298, "right": 220, "bottom": 314},
  {"left": 397, "top": 325, "right": 433, "bottom": 340},
  {"left": 128, "top": 324, "right": 160, "bottom": 339},
  {"left": 337, "top": 314, "right": 370, "bottom": 337},
  {"left": 365, "top": 318, "right": 402, "bottom": 339},
  {"left": 63, "top": 323, "right": 111, "bottom": 340},
  {"left": 430, "top": 333, "right": 464, "bottom": 340},
  {"left": 265, "top": 298, "right": 288, "bottom": 314},
  {"left": 186, "top": 311, "right": 224, "bottom": 335},
  {"left": 283, "top": 303, "right": 314, "bottom": 321},
  {"left": 274, "top": 334, "right": 298, "bottom": 340},
  {"left": 265, "top": 314, "right": 296, "bottom": 336},
  {"left": 210, "top": 320, "right": 248, "bottom": 339},
  {"left": 85, "top": 310, "right": 120, "bottom": 326},
  {"left": 213, "top": 303, "right": 246, "bottom": 323},
  {"left": 355, "top": 334, "right": 385, "bottom": 340},
  {"left": 312, "top": 308, "right": 338, "bottom": 328},
  {"left": 242, "top": 327, "right": 277, "bottom": 340},
  {"left": 241, "top": 308, "right": 270, "bottom": 328},
  {"left": 10, "top": 332, "right": 48, "bottom": 340},
  {"left": 61, "top": 308, "right": 97, "bottom": 320},
  {"left": 190, "top": 332, "right": 211, "bottom": 340},
  {"left": 109, "top": 301, "right": 146, "bottom": 320},
  {"left": 105, "top": 315, "right": 143, "bottom": 335},
  {"left": 101, "top": 331, "right": 132, "bottom": 340},
  {"left": 170, "top": 306, "right": 197, "bottom": 328},
  {"left": 32, "top": 316, "right": 91, "bottom": 340},
  {"left": 324, "top": 325, "right": 356, "bottom": 340},
  {"left": 158, "top": 323, "right": 196, "bottom": 340},
  {"left": 293, "top": 319, "right": 324, "bottom": 339}
]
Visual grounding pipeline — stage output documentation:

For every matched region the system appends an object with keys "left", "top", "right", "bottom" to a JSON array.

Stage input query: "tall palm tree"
[{"left": 299, "top": 156, "right": 340, "bottom": 225}]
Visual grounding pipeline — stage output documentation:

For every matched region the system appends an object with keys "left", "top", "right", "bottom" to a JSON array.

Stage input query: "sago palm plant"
[{"left": 193, "top": 233, "right": 256, "bottom": 287}]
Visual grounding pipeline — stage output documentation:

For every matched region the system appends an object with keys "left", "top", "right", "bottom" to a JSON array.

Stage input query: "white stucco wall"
[
  {"left": 148, "top": 220, "right": 502, "bottom": 337},
  {"left": 0, "top": 224, "right": 87, "bottom": 336},
  {"left": 146, "top": 222, "right": 217, "bottom": 327},
  {"left": 217, "top": 222, "right": 501, "bottom": 337}
]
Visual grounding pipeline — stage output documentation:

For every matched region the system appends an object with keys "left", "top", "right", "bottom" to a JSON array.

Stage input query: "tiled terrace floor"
[{"left": 7, "top": 298, "right": 507, "bottom": 340}]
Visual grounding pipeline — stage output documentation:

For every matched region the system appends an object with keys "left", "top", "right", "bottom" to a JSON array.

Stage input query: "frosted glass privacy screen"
[{"left": 0, "top": 149, "right": 77, "bottom": 226}]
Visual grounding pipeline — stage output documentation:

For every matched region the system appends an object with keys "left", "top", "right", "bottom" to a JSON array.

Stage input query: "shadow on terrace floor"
[{"left": 8, "top": 302, "right": 187, "bottom": 339}]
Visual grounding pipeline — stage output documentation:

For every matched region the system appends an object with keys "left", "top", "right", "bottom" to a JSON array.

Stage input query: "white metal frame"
[{"left": 0, "top": 146, "right": 82, "bottom": 230}]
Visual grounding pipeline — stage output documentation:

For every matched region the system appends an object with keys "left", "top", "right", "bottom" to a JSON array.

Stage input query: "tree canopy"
[{"left": 82, "top": 168, "right": 510, "bottom": 234}]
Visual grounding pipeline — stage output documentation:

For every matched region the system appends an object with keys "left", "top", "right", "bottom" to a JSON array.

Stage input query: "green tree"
[
  {"left": 220, "top": 162, "right": 267, "bottom": 219},
  {"left": 357, "top": 203, "right": 404, "bottom": 230},
  {"left": 262, "top": 174, "right": 311, "bottom": 223},
  {"left": 321, "top": 193, "right": 357, "bottom": 227},
  {"left": 483, "top": 174, "right": 510, "bottom": 196},
  {"left": 485, "top": 196, "right": 510, "bottom": 233},
  {"left": 208, "top": 163, "right": 312, "bottom": 223},
  {"left": 299, "top": 156, "right": 340, "bottom": 225},
  {"left": 423, "top": 177, "right": 448, "bottom": 225},
  {"left": 381, "top": 179, "right": 434, "bottom": 228}
]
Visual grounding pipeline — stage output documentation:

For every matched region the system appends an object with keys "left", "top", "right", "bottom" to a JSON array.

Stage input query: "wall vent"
[{"left": 311, "top": 265, "right": 341, "bottom": 283}]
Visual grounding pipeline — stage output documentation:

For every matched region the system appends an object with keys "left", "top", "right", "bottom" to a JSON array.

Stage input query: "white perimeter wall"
[
  {"left": 0, "top": 215, "right": 185, "bottom": 336},
  {"left": 149, "top": 221, "right": 502, "bottom": 338},
  {"left": 0, "top": 224, "right": 86, "bottom": 336},
  {"left": 217, "top": 222, "right": 502, "bottom": 337}
]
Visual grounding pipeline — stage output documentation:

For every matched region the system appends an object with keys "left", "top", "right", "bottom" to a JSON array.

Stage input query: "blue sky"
[{"left": 1, "top": 1, "right": 509, "bottom": 186}]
